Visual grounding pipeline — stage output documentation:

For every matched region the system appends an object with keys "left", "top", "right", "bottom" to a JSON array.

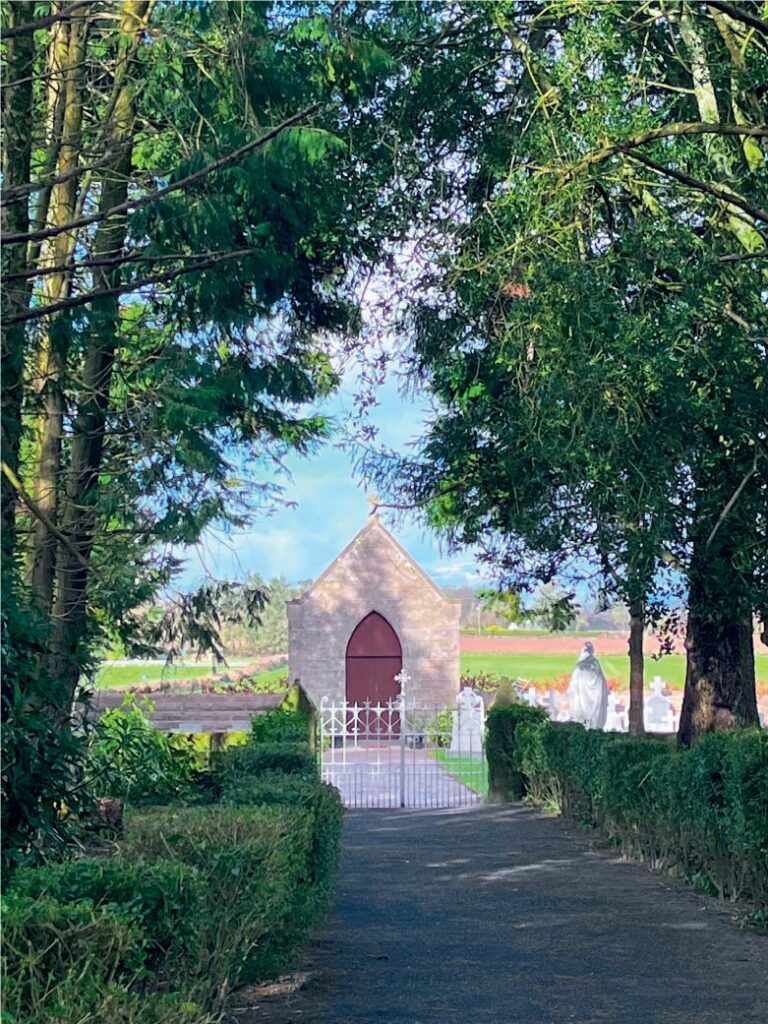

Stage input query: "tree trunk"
[
  {"left": 47, "top": 1, "right": 151, "bottom": 704},
  {"left": 1, "top": 0, "right": 36, "bottom": 557},
  {"left": 677, "top": 541, "right": 759, "bottom": 746},
  {"left": 627, "top": 600, "right": 645, "bottom": 735},
  {"left": 27, "top": 10, "right": 88, "bottom": 610}
]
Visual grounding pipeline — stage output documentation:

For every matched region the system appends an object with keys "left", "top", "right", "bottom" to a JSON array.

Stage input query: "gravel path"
[{"left": 245, "top": 804, "right": 767, "bottom": 1024}]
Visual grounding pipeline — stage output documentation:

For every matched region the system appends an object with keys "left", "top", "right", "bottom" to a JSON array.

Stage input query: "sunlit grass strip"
[{"left": 432, "top": 749, "right": 488, "bottom": 797}]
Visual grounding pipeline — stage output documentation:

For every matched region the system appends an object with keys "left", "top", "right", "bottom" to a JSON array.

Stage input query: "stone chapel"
[{"left": 287, "top": 515, "right": 461, "bottom": 708}]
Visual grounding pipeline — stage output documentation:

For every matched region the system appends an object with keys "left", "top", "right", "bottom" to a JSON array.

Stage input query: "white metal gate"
[{"left": 318, "top": 694, "right": 486, "bottom": 809}]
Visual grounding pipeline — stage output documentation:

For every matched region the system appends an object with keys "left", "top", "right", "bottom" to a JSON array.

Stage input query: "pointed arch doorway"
[{"left": 346, "top": 612, "right": 402, "bottom": 736}]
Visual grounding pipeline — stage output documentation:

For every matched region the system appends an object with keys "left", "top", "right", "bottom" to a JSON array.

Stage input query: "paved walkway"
[
  {"left": 247, "top": 805, "right": 767, "bottom": 1024},
  {"left": 321, "top": 746, "right": 481, "bottom": 808}
]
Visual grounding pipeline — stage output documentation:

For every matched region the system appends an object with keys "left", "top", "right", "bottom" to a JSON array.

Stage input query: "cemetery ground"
[
  {"left": 246, "top": 805, "right": 768, "bottom": 1024},
  {"left": 95, "top": 632, "right": 768, "bottom": 693}
]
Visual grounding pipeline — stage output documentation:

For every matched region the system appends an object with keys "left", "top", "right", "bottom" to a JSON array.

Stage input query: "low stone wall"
[{"left": 88, "top": 690, "right": 288, "bottom": 734}]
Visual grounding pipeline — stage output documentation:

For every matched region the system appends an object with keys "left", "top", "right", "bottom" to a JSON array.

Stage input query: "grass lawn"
[
  {"left": 460, "top": 651, "right": 768, "bottom": 689},
  {"left": 432, "top": 749, "right": 488, "bottom": 797},
  {"left": 94, "top": 660, "right": 286, "bottom": 689}
]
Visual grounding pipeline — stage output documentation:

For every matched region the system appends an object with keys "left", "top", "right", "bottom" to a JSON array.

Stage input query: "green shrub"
[
  {"left": 486, "top": 704, "right": 547, "bottom": 801},
  {"left": 426, "top": 707, "right": 453, "bottom": 748},
  {"left": 250, "top": 707, "right": 311, "bottom": 745},
  {"left": 213, "top": 741, "right": 317, "bottom": 789},
  {"left": 504, "top": 718, "right": 768, "bottom": 917},
  {"left": 460, "top": 672, "right": 509, "bottom": 692},
  {"left": 9, "top": 856, "right": 203, "bottom": 976},
  {"left": 120, "top": 803, "right": 319, "bottom": 1000},
  {"left": 88, "top": 697, "right": 197, "bottom": 806},
  {"left": 220, "top": 768, "right": 319, "bottom": 806},
  {"left": 0, "top": 891, "right": 144, "bottom": 1021},
  {"left": 596, "top": 736, "right": 674, "bottom": 861},
  {"left": 1, "top": 568, "right": 96, "bottom": 874},
  {"left": 219, "top": 772, "right": 344, "bottom": 913},
  {"left": 3, "top": 969, "right": 213, "bottom": 1024},
  {"left": 516, "top": 720, "right": 558, "bottom": 808}
]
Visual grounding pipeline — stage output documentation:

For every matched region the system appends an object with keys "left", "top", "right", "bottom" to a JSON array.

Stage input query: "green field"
[
  {"left": 460, "top": 652, "right": 768, "bottom": 689},
  {"left": 95, "top": 652, "right": 768, "bottom": 692},
  {"left": 94, "top": 661, "right": 285, "bottom": 690}
]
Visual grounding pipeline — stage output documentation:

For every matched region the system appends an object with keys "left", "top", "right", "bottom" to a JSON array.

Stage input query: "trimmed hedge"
[
  {"left": 220, "top": 770, "right": 344, "bottom": 913},
  {"left": 4, "top": 722, "right": 344, "bottom": 1021},
  {"left": 493, "top": 715, "right": 768, "bottom": 915},
  {"left": 486, "top": 704, "right": 548, "bottom": 801},
  {"left": 1, "top": 892, "right": 214, "bottom": 1023},
  {"left": 212, "top": 741, "right": 317, "bottom": 791},
  {"left": 119, "top": 804, "right": 314, "bottom": 995},
  {"left": 4, "top": 687, "right": 344, "bottom": 1023},
  {"left": 9, "top": 857, "right": 203, "bottom": 976}
]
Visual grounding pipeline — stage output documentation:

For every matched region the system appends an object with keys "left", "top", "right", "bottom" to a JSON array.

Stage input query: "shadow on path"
[{"left": 245, "top": 805, "right": 767, "bottom": 1024}]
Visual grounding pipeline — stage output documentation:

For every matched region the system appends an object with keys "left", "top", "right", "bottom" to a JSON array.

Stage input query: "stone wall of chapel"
[{"left": 287, "top": 525, "right": 460, "bottom": 708}]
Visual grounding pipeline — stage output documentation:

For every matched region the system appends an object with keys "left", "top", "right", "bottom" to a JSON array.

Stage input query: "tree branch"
[
  {"left": 3, "top": 247, "right": 238, "bottom": 283},
  {"left": 706, "top": 451, "right": 761, "bottom": 548},
  {"left": 0, "top": 2, "right": 90, "bottom": 41},
  {"left": 0, "top": 154, "right": 115, "bottom": 207},
  {"left": 628, "top": 150, "right": 768, "bottom": 226},
  {"left": 3, "top": 248, "right": 255, "bottom": 326},
  {"left": 564, "top": 122, "right": 768, "bottom": 177},
  {"left": 1, "top": 460, "right": 91, "bottom": 571},
  {"left": 705, "top": 1, "right": 768, "bottom": 38},
  {"left": 1, "top": 103, "right": 323, "bottom": 248}
]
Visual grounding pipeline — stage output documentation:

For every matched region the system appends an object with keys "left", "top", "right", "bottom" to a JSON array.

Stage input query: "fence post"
[{"left": 394, "top": 671, "right": 411, "bottom": 808}]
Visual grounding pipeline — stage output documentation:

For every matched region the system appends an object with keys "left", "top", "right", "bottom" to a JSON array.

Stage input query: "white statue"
[{"left": 567, "top": 642, "right": 608, "bottom": 730}]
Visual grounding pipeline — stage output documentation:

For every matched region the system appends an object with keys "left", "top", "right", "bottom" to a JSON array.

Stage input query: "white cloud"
[{"left": 174, "top": 375, "right": 490, "bottom": 591}]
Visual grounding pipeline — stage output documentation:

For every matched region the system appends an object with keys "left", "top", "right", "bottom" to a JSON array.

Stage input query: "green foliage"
[
  {"left": 1, "top": 566, "right": 92, "bottom": 873},
  {"left": 0, "top": 892, "right": 145, "bottom": 1022},
  {"left": 250, "top": 706, "right": 311, "bottom": 745},
  {"left": 213, "top": 742, "right": 317, "bottom": 792},
  {"left": 219, "top": 772, "right": 344, "bottom": 913},
  {"left": 509, "top": 720, "right": 768, "bottom": 918},
  {"left": 477, "top": 588, "right": 525, "bottom": 624},
  {"left": 485, "top": 704, "right": 548, "bottom": 802},
  {"left": 220, "top": 575, "right": 308, "bottom": 655},
  {"left": 515, "top": 721, "right": 560, "bottom": 810},
  {"left": 3, "top": 717, "right": 344, "bottom": 1020},
  {"left": 361, "top": 2, "right": 767, "bottom": 733},
  {"left": 427, "top": 707, "right": 454, "bottom": 748},
  {"left": 9, "top": 857, "right": 203, "bottom": 976},
  {"left": 120, "top": 803, "right": 316, "bottom": 994},
  {"left": 87, "top": 697, "right": 197, "bottom": 806}
]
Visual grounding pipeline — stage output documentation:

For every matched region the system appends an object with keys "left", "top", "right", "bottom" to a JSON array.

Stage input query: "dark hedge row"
[
  {"left": 2, "top": 710, "right": 343, "bottom": 1023},
  {"left": 487, "top": 706, "right": 768, "bottom": 918}
]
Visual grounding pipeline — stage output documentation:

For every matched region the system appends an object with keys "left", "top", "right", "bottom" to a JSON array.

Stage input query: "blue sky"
[{"left": 179, "top": 372, "right": 489, "bottom": 591}]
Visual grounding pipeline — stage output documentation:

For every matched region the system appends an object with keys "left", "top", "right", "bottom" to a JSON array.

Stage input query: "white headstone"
[
  {"left": 644, "top": 676, "right": 676, "bottom": 732},
  {"left": 604, "top": 696, "right": 628, "bottom": 733},
  {"left": 448, "top": 687, "right": 485, "bottom": 758},
  {"left": 545, "top": 687, "right": 559, "bottom": 720}
]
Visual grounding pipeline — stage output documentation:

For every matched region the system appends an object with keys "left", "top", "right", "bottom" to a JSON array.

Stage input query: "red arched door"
[{"left": 346, "top": 612, "right": 402, "bottom": 736}]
